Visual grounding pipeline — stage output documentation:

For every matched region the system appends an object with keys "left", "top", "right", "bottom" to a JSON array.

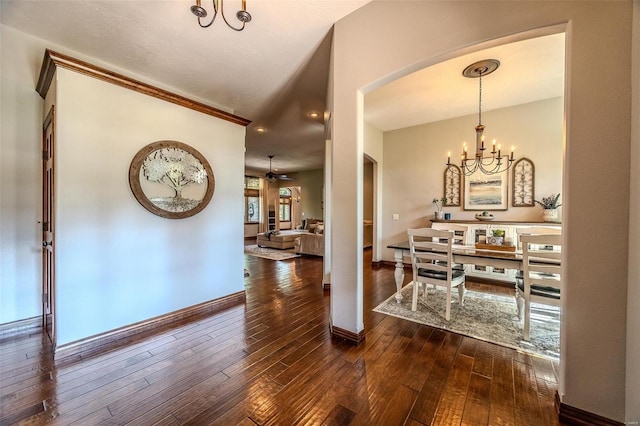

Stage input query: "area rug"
[
  {"left": 374, "top": 282, "right": 560, "bottom": 359},
  {"left": 244, "top": 244, "right": 300, "bottom": 261}
]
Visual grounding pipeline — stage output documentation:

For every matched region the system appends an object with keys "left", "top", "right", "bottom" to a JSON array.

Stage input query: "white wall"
[
  {"left": 0, "top": 26, "right": 47, "bottom": 323},
  {"left": 51, "top": 68, "right": 245, "bottom": 346},
  {"left": 0, "top": 26, "right": 246, "bottom": 347},
  {"left": 379, "top": 97, "right": 563, "bottom": 261},
  {"left": 331, "top": 1, "right": 632, "bottom": 421},
  {"left": 284, "top": 169, "right": 324, "bottom": 221}
]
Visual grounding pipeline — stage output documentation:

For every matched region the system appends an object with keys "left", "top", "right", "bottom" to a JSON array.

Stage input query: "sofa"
[
  {"left": 294, "top": 218, "right": 324, "bottom": 256},
  {"left": 294, "top": 232, "right": 324, "bottom": 256},
  {"left": 294, "top": 219, "right": 373, "bottom": 256},
  {"left": 256, "top": 230, "right": 306, "bottom": 249}
]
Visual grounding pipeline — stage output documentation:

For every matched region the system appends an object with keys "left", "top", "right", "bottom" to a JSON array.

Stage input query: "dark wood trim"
[
  {"left": 0, "top": 316, "right": 41, "bottom": 337},
  {"left": 322, "top": 282, "right": 331, "bottom": 290},
  {"left": 54, "top": 291, "right": 246, "bottom": 363},
  {"left": 330, "top": 325, "right": 365, "bottom": 345},
  {"left": 556, "top": 391, "right": 624, "bottom": 426},
  {"left": 36, "top": 49, "right": 251, "bottom": 127}
]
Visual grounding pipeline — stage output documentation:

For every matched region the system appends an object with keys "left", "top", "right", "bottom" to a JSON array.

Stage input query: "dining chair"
[
  {"left": 408, "top": 228, "right": 466, "bottom": 321},
  {"left": 514, "top": 226, "right": 562, "bottom": 300},
  {"left": 518, "top": 233, "right": 562, "bottom": 340}
]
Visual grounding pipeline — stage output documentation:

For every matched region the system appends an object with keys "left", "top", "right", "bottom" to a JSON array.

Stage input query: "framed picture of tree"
[{"left": 129, "top": 140, "right": 215, "bottom": 219}]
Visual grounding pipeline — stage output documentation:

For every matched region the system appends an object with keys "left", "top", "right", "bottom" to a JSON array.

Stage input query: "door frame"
[{"left": 42, "top": 105, "right": 56, "bottom": 347}]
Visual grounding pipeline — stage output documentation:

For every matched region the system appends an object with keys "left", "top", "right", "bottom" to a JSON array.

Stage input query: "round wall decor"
[{"left": 129, "top": 140, "right": 215, "bottom": 219}]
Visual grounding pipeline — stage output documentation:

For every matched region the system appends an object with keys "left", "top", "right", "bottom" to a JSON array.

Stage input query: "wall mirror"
[{"left": 129, "top": 140, "right": 215, "bottom": 219}]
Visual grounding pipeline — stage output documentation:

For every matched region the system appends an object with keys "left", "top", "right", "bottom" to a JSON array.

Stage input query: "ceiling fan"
[{"left": 265, "top": 155, "right": 293, "bottom": 182}]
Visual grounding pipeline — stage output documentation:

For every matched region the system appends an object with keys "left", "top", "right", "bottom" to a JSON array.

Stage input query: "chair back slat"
[{"left": 431, "top": 223, "right": 469, "bottom": 245}]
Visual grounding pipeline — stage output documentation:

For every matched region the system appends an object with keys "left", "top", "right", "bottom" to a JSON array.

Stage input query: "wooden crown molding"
[{"left": 36, "top": 49, "right": 251, "bottom": 127}]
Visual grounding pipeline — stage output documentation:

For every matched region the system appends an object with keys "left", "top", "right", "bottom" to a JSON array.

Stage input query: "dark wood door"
[{"left": 42, "top": 106, "right": 55, "bottom": 346}]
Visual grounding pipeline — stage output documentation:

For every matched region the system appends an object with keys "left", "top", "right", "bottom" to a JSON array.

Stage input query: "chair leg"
[
  {"left": 457, "top": 283, "right": 466, "bottom": 306},
  {"left": 412, "top": 281, "right": 419, "bottom": 312},
  {"left": 524, "top": 300, "right": 531, "bottom": 341},
  {"left": 445, "top": 287, "right": 452, "bottom": 321},
  {"left": 517, "top": 297, "right": 524, "bottom": 320}
]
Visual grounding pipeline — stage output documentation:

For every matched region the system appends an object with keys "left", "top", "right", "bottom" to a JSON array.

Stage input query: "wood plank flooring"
[{"left": 0, "top": 248, "right": 562, "bottom": 425}]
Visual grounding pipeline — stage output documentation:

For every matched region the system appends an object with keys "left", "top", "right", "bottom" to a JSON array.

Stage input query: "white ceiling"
[
  {"left": 1, "top": 1, "right": 565, "bottom": 175},
  {"left": 364, "top": 33, "right": 566, "bottom": 132}
]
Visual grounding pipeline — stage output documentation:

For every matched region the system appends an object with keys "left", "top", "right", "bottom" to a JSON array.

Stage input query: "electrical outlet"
[{"left": 392, "top": 213, "right": 399, "bottom": 220}]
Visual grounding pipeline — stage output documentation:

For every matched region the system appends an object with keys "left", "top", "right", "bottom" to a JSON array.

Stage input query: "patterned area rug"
[
  {"left": 374, "top": 282, "right": 560, "bottom": 360},
  {"left": 244, "top": 244, "right": 300, "bottom": 261}
]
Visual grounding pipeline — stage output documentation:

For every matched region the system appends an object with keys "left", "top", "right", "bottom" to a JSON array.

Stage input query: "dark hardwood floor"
[{"left": 0, "top": 248, "right": 561, "bottom": 425}]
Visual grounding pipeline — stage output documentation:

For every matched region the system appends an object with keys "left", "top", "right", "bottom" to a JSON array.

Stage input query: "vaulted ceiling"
[{"left": 1, "top": 1, "right": 564, "bottom": 176}]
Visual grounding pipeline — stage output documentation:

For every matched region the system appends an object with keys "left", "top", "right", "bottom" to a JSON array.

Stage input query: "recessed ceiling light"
[
  {"left": 255, "top": 127, "right": 266, "bottom": 133},
  {"left": 308, "top": 112, "right": 320, "bottom": 118}
]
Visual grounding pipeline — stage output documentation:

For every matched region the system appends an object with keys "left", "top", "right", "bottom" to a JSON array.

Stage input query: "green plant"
[
  {"left": 535, "top": 193, "right": 562, "bottom": 209},
  {"left": 492, "top": 229, "right": 505, "bottom": 237},
  {"left": 432, "top": 197, "right": 447, "bottom": 212}
]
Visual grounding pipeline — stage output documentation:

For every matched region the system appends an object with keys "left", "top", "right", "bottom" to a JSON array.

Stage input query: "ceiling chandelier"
[
  {"left": 447, "top": 59, "right": 515, "bottom": 176},
  {"left": 190, "top": 0, "right": 252, "bottom": 31}
]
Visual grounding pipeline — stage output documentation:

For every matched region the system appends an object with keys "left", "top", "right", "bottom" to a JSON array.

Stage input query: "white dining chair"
[
  {"left": 514, "top": 226, "right": 562, "bottom": 311},
  {"left": 518, "top": 233, "right": 562, "bottom": 340},
  {"left": 408, "top": 228, "right": 466, "bottom": 321}
]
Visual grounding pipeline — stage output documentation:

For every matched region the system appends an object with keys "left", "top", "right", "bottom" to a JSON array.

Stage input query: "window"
[
  {"left": 244, "top": 176, "right": 261, "bottom": 223},
  {"left": 279, "top": 188, "right": 291, "bottom": 222}
]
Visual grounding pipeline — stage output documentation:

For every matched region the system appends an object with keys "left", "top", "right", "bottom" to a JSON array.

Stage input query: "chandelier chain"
[{"left": 478, "top": 72, "right": 482, "bottom": 126}]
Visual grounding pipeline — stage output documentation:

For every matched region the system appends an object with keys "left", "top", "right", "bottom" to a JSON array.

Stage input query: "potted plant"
[
  {"left": 432, "top": 197, "right": 447, "bottom": 220},
  {"left": 535, "top": 193, "right": 562, "bottom": 222},
  {"left": 487, "top": 229, "right": 505, "bottom": 245}
]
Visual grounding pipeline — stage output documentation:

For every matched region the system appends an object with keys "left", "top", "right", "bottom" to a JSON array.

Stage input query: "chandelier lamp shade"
[
  {"left": 447, "top": 59, "right": 515, "bottom": 176},
  {"left": 190, "top": 0, "right": 251, "bottom": 31}
]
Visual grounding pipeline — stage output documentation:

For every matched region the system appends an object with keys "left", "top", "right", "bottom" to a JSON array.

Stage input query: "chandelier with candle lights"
[
  {"left": 447, "top": 59, "right": 515, "bottom": 176},
  {"left": 190, "top": 0, "right": 251, "bottom": 31}
]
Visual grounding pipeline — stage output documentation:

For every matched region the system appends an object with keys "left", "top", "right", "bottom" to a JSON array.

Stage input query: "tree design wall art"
[{"left": 129, "top": 141, "right": 215, "bottom": 219}]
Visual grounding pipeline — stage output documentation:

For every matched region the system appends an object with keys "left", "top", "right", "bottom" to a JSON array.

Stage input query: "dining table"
[{"left": 387, "top": 240, "right": 537, "bottom": 303}]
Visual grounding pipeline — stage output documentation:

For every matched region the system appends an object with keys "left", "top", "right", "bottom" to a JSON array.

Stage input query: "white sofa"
[{"left": 294, "top": 232, "right": 324, "bottom": 256}]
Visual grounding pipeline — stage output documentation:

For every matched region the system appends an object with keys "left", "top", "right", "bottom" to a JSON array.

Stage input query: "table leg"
[{"left": 394, "top": 248, "right": 405, "bottom": 303}]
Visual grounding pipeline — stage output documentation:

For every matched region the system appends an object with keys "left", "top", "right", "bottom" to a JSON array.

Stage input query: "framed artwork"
[
  {"left": 463, "top": 162, "right": 509, "bottom": 211},
  {"left": 129, "top": 140, "right": 215, "bottom": 219},
  {"left": 443, "top": 165, "right": 461, "bottom": 206},
  {"left": 512, "top": 157, "right": 535, "bottom": 207}
]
